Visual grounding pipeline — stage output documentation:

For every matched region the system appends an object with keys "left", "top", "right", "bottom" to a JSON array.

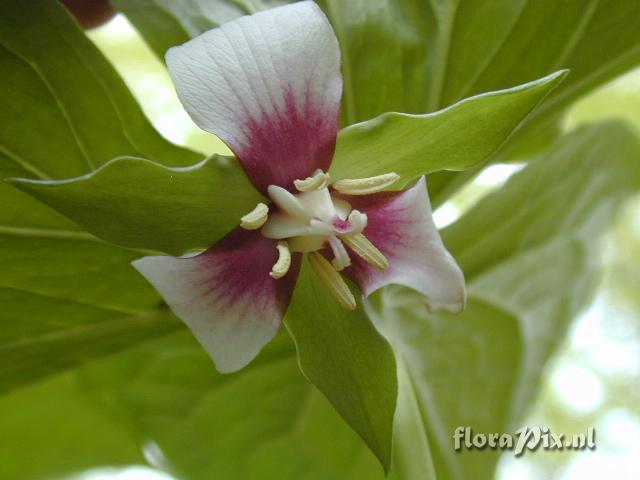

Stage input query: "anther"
[
  {"left": 240, "top": 202, "right": 269, "bottom": 230},
  {"left": 333, "top": 172, "right": 400, "bottom": 195},
  {"left": 342, "top": 233, "right": 388, "bottom": 270},
  {"left": 270, "top": 241, "right": 291, "bottom": 279},
  {"left": 294, "top": 170, "right": 331, "bottom": 192},
  {"left": 308, "top": 252, "right": 356, "bottom": 310}
]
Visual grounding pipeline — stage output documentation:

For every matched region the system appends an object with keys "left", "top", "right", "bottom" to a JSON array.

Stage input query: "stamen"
[
  {"left": 308, "top": 252, "right": 356, "bottom": 310},
  {"left": 270, "top": 241, "right": 291, "bottom": 279},
  {"left": 333, "top": 172, "right": 400, "bottom": 195},
  {"left": 329, "top": 236, "right": 351, "bottom": 271},
  {"left": 240, "top": 202, "right": 269, "bottom": 230},
  {"left": 342, "top": 233, "right": 388, "bottom": 270},
  {"left": 294, "top": 170, "right": 330, "bottom": 192}
]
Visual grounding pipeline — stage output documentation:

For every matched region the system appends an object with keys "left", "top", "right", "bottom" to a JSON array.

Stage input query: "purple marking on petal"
[
  {"left": 339, "top": 177, "right": 466, "bottom": 313},
  {"left": 195, "top": 228, "right": 300, "bottom": 314},
  {"left": 237, "top": 86, "right": 339, "bottom": 194},
  {"left": 132, "top": 228, "right": 301, "bottom": 372}
]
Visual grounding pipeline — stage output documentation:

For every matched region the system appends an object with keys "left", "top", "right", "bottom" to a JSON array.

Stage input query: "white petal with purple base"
[
  {"left": 166, "top": 1, "right": 342, "bottom": 194},
  {"left": 133, "top": 229, "right": 300, "bottom": 373},
  {"left": 343, "top": 177, "right": 466, "bottom": 313}
]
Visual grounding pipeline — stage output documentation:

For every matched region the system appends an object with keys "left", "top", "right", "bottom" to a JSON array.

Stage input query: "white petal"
[
  {"left": 344, "top": 177, "right": 466, "bottom": 313},
  {"left": 166, "top": 1, "right": 342, "bottom": 194},
  {"left": 133, "top": 230, "right": 300, "bottom": 372}
]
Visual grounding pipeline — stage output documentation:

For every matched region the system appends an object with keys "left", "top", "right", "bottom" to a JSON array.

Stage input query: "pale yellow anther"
[
  {"left": 333, "top": 172, "right": 400, "bottom": 195},
  {"left": 270, "top": 241, "right": 291, "bottom": 279},
  {"left": 294, "top": 170, "right": 331, "bottom": 192},
  {"left": 342, "top": 233, "right": 389, "bottom": 270},
  {"left": 308, "top": 252, "right": 356, "bottom": 310},
  {"left": 240, "top": 202, "right": 269, "bottom": 230}
]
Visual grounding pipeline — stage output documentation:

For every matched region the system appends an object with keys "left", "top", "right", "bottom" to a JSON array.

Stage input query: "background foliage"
[{"left": 0, "top": 1, "right": 639, "bottom": 479}]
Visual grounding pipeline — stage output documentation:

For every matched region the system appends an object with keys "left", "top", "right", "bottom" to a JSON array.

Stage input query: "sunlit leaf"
[{"left": 331, "top": 72, "right": 565, "bottom": 184}]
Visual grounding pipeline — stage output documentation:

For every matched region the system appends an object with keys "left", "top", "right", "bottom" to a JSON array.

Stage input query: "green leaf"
[
  {"left": 330, "top": 71, "right": 566, "bottom": 185},
  {"left": 8, "top": 73, "right": 564, "bottom": 256},
  {"left": 74, "top": 331, "right": 386, "bottom": 480},
  {"left": 110, "top": 0, "right": 285, "bottom": 58},
  {"left": 0, "top": 0, "right": 201, "bottom": 391},
  {"left": 119, "top": 0, "right": 640, "bottom": 202},
  {"left": 285, "top": 260, "right": 398, "bottom": 473},
  {"left": 371, "top": 293, "right": 522, "bottom": 480},
  {"left": 118, "top": 0, "right": 640, "bottom": 127},
  {"left": 54, "top": 328, "right": 431, "bottom": 480},
  {"left": 9, "top": 155, "right": 263, "bottom": 256},
  {"left": 0, "top": 1, "right": 200, "bottom": 177},
  {"left": 375, "top": 122, "right": 640, "bottom": 479},
  {"left": 4, "top": 118, "right": 638, "bottom": 480},
  {"left": 0, "top": 372, "right": 146, "bottom": 480},
  {"left": 442, "top": 122, "right": 640, "bottom": 280}
]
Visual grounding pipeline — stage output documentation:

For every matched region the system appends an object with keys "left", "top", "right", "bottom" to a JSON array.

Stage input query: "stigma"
[{"left": 239, "top": 170, "right": 398, "bottom": 308}]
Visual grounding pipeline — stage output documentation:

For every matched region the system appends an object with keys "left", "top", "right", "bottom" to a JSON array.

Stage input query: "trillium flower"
[{"left": 133, "top": 1, "right": 465, "bottom": 373}]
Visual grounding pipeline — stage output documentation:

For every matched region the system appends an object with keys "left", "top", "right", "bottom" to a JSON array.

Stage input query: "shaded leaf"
[
  {"left": 0, "top": 372, "right": 145, "bottom": 480},
  {"left": 285, "top": 260, "right": 398, "bottom": 472},
  {"left": 10, "top": 155, "right": 262, "bottom": 255},
  {"left": 374, "top": 122, "right": 640, "bottom": 479},
  {"left": 117, "top": 0, "right": 640, "bottom": 202},
  {"left": 0, "top": 0, "right": 202, "bottom": 390}
]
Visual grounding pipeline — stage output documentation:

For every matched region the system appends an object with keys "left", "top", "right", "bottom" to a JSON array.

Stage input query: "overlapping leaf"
[
  {"left": 11, "top": 73, "right": 564, "bottom": 256},
  {"left": 115, "top": 0, "right": 640, "bottom": 202},
  {"left": 0, "top": 0, "right": 198, "bottom": 390},
  {"left": 2, "top": 122, "right": 636, "bottom": 480}
]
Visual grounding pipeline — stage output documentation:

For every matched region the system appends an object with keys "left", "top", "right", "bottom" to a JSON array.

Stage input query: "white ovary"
[{"left": 261, "top": 185, "right": 361, "bottom": 258}]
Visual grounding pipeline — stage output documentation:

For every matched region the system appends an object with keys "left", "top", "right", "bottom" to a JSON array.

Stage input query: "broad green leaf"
[
  {"left": 330, "top": 71, "right": 565, "bottom": 184},
  {"left": 0, "top": 371, "right": 146, "bottom": 480},
  {"left": 285, "top": 260, "right": 398, "bottom": 472},
  {"left": 0, "top": 1, "right": 200, "bottom": 177},
  {"left": 76, "top": 331, "right": 386, "bottom": 480},
  {"left": 370, "top": 293, "right": 522, "bottom": 480},
  {"left": 9, "top": 155, "right": 262, "bottom": 256},
  {"left": 0, "top": 0, "right": 201, "bottom": 390},
  {"left": 7, "top": 329, "right": 426, "bottom": 480},
  {"left": 119, "top": 0, "right": 640, "bottom": 200},
  {"left": 117, "top": 0, "right": 640, "bottom": 128},
  {"left": 442, "top": 123, "right": 640, "bottom": 280},
  {"left": 3, "top": 116, "right": 638, "bottom": 480},
  {"left": 375, "top": 122, "right": 640, "bottom": 480},
  {"left": 9, "top": 73, "right": 564, "bottom": 256}
]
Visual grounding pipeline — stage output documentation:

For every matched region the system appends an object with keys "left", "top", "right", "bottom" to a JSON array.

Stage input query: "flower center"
[{"left": 239, "top": 170, "right": 398, "bottom": 309}]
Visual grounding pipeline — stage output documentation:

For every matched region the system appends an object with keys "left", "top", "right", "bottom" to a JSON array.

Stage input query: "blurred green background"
[{"left": 84, "top": 14, "right": 640, "bottom": 480}]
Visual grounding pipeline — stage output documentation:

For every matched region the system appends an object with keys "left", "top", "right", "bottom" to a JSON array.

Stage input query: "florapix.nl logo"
[{"left": 453, "top": 426, "right": 596, "bottom": 457}]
